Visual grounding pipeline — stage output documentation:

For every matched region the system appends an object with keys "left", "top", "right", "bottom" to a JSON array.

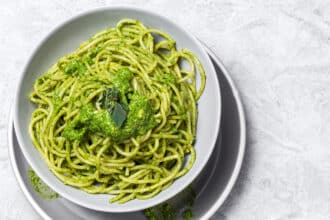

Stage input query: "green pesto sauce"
[
  {"left": 156, "top": 72, "right": 176, "bottom": 84},
  {"left": 62, "top": 47, "right": 102, "bottom": 76},
  {"left": 64, "top": 59, "right": 86, "bottom": 76},
  {"left": 112, "top": 67, "right": 134, "bottom": 94},
  {"left": 52, "top": 92, "right": 62, "bottom": 112},
  {"left": 63, "top": 94, "right": 156, "bottom": 142},
  {"left": 28, "top": 169, "right": 59, "bottom": 200}
]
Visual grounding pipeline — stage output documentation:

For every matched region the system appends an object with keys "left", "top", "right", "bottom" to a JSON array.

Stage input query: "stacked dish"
[{"left": 9, "top": 7, "right": 245, "bottom": 220}]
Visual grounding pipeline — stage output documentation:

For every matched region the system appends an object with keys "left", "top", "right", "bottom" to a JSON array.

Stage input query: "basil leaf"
[
  {"left": 110, "top": 102, "right": 127, "bottom": 128},
  {"left": 99, "top": 87, "right": 127, "bottom": 128},
  {"left": 105, "top": 87, "right": 120, "bottom": 102}
]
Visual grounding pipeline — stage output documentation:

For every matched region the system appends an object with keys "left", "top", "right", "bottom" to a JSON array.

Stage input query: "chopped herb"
[
  {"left": 142, "top": 185, "right": 196, "bottom": 220},
  {"left": 182, "top": 209, "right": 193, "bottom": 220},
  {"left": 143, "top": 208, "right": 158, "bottom": 220},
  {"left": 160, "top": 203, "right": 176, "bottom": 220}
]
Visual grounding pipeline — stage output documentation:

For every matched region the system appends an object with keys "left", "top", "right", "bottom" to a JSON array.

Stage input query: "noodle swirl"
[{"left": 29, "top": 19, "right": 206, "bottom": 204}]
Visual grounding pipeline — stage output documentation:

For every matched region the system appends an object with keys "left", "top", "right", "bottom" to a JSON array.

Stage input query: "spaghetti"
[{"left": 29, "top": 19, "right": 206, "bottom": 204}]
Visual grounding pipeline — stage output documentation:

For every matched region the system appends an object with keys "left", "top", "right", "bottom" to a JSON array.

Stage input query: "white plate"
[
  {"left": 8, "top": 47, "right": 246, "bottom": 220},
  {"left": 13, "top": 7, "right": 221, "bottom": 212}
]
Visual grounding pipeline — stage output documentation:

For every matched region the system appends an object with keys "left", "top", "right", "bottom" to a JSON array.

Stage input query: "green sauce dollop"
[
  {"left": 63, "top": 68, "right": 156, "bottom": 142},
  {"left": 112, "top": 67, "right": 134, "bottom": 94},
  {"left": 63, "top": 94, "right": 156, "bottom": 142}
]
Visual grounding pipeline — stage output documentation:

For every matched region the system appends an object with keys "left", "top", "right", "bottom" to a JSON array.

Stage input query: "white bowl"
[{"left": 14, "top": 6, "right": 221, "bottom": 213}]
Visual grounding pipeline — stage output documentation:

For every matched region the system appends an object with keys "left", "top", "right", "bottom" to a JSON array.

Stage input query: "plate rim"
[
  {"left": 202, "top": 45, "right": 246, "bottom": 220},
  {"left": 12, "top": 6, "right": 222, "bottom": 212},
  {"left": 8, "top": 46, "right": 246, "bottom": 220},
  {"left": 8, "top": 115, "right": 51, "bottom": 220}
]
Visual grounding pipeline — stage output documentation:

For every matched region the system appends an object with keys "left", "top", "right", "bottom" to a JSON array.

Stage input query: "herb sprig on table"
[{"left": 143, "top": 185, "right": 196, "bottom": 220}]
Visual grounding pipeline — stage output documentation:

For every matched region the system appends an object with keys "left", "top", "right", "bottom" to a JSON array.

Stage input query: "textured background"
[{"left": 1, "top": 0, "right": 330, "bottom": 219}]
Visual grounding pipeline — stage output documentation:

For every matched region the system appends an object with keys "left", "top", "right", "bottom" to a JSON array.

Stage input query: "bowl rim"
[{"left": 13, "top": 6, "right": 221, "bottom": 212}]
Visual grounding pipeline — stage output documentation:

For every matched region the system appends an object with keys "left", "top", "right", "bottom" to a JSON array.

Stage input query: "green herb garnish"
[
  {"left": 184, "top": 185, "right": 196, "bottom": 207},
  {"left": 143, "top": 208, "right": 158, "bottom": 220},
  {"left": 160, "top": 203, "right": 176, "bottom": 220},
  {"left": 182, "top": 209, "right": 193, "bottom": 220},
  {"left": 142, "top": 185, "right": 196, "bottom": 220}
]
